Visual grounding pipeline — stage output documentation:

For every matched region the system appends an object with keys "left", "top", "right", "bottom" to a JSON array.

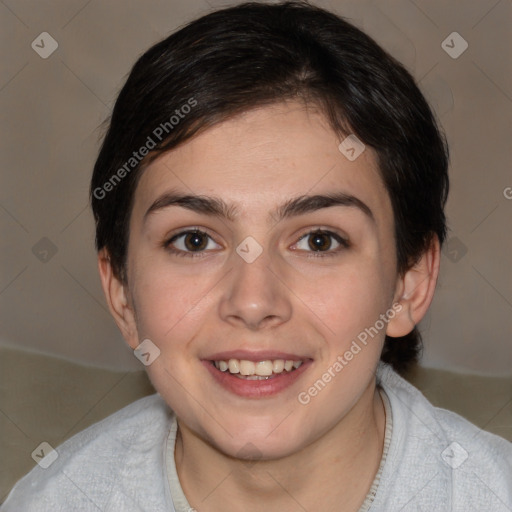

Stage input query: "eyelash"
[
  {"left": 296, "top": 230, "right": 350, "bottom": 258},
  {"left": 163, "top": 228, "right": 217, "bottom": 259},
  {"left": 163, "top": 228, "right": 350, "bottom": 259}
]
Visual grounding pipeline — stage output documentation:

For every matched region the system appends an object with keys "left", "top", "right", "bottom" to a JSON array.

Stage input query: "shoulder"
[
  {"left": 1, "top": 393, "right": 175, "bottom": 511},
  {"left": 374, "top": 363, "right": 512, "bottom": 511}
]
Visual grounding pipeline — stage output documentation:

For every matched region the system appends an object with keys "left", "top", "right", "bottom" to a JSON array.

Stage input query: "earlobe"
[
  {"left": 386, "top": 236, "right": 441, "bottom": 338},
  {"left": 97, "top": 249, "right": 139, "bottom": 349}
]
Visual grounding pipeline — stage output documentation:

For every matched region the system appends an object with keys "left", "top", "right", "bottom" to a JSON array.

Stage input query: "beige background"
[{"left": 1, "top": 0, "right": 511, "bottom": 375}]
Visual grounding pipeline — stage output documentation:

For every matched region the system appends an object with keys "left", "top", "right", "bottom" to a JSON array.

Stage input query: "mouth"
[{"left": 203, "top": 355, "right": 312, "bottom": 398}]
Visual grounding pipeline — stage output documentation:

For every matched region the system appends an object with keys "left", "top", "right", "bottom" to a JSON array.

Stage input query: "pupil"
[
  {"left": 310, "top": 232, "right": 330, "bottom": 251},
  {"left": 186, "top": 232, "right": 207, "bottom": 251}
]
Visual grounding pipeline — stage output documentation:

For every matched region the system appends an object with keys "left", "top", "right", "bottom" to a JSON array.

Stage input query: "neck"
[{"left": 174, "top": 380, "right": 386, "bottom": 512}]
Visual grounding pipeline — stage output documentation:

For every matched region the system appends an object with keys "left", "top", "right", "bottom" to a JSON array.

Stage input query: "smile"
[
  {"left": 212, "top": 358, "right": 303, "bottom": 379},
  {"left": 204, "top": 356, "right": 311, "bottom": 398}
]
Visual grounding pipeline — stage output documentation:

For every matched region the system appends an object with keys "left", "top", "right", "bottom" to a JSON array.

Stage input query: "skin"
[{"left": 98, "top": 101, "right": 440, "bottom": 511}]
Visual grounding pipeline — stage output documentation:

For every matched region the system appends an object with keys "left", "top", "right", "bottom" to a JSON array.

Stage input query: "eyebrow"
[{"left": 143, "top": 189, "right": 374, "bottom": 225}]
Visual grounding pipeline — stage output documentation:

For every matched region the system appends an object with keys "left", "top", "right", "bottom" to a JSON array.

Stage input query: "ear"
[
  {"left": 97, "top": 249, "right": 139, "bottom": 350},
  {"left": 386, "top": 236, "right": 441, "bottom": 338}
]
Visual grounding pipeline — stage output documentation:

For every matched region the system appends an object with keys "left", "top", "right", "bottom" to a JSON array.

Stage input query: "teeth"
[
  {"left": 213, "top": 358, "right": 303, "bottom": 377},
  {"left": 273, "top": 360, "right": 285, "bottom": 373},
  {"left": 228, "top": 359, "right": 240, "bottom": 374},
  {"left": 240, "top": 360, "right": 255, "bottom": 375},
  {"left": 255, "top": 360, "right": 273, "bottom": 376}
]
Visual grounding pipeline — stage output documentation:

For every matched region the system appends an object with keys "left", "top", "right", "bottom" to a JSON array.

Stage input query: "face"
[{"left": 121, "top": 101, "right": 402, "bottom": 460}]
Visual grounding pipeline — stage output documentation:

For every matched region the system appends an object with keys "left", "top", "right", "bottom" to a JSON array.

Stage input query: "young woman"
[{"left": 3, "top": 2, "right": 511, "bottom": 511}]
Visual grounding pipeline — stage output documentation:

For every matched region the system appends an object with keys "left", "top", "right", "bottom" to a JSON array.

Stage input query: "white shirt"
[{"left": 2, "top": 362, "right": 511, "bottom": 511}]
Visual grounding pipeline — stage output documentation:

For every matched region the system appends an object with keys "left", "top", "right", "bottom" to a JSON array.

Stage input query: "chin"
[{"left": 204, "top": 416, "right": 311, "bottom": 462}]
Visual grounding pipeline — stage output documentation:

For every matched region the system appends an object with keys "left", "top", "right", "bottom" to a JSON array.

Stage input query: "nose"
[{"left": 218, "top": 247, "right": 292, "bottom": 330}]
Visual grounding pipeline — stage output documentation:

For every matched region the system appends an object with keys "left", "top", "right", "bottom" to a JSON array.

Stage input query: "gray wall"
[{"left": 1, "top": 0, "right": 511, "bottom": 375}]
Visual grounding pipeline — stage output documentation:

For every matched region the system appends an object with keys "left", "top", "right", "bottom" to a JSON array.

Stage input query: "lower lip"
[{"left": 203, "top": 360, "right": 312, "bottom": 398}]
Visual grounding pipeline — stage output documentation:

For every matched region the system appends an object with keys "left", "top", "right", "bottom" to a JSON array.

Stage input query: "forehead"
[{"left": 132, "top": 101, "right": 392, "bottom": 227}]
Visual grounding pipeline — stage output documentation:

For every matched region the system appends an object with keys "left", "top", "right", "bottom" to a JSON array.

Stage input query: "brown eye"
[
  {"left": 166, "top": 229, "right": 221, "bottom": 257},
  {"left": 183, "top": 231, "right": 208, "bottom": 251},
  {"left": 308, "top": 231, "right": 333, "bottom": 251},
  {"left": 293, "top": 229, "right": 349, "bottom": 257}
]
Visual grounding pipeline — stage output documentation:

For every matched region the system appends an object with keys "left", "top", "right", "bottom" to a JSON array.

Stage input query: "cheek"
[
  {"left": 130, "top": 267, "right": 211, "bottom": 412},
  {"left": 295, "top": 261, "right": 392, "bottom": 346},
  {"left": 129, "top": 257, "right": 215, "bottom": 347}
]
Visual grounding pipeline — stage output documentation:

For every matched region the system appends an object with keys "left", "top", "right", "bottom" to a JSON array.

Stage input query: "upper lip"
[{"left": 205, "top": 350, "right": 311, "bottom": 362}]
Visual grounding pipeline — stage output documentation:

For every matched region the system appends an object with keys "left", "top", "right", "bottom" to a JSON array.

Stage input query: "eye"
[
  {"left": 292, "top": 229, "right": 349, "bottom": 257},
  {"left": 165, "top": 229, "right": 221, "bottom": 257}
]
